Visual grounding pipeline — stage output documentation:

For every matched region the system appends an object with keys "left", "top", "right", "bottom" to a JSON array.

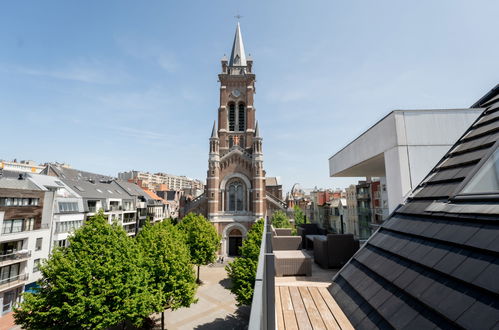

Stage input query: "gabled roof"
[
  {"left": 43, "top": 164, "right": 132, "bottom": 200},
  {"left": 0, "top": 170, "right": 41, "bottom": 191},
  {"left": 229, "top": 22, "right": 247, "bottom": 67},
  {"left": 114, "top": 180, "right": 151, "bottom": 201},
  {"left": 330, "top": 86, "right": 499, "bottom": 329}
]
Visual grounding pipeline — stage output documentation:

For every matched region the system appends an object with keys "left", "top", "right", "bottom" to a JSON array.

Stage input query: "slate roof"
[
  {"left": 0, "top": 170, "right": 42, "bottom": 191},
  {"left": 114, "top": 180, "right": 151, "bottom": 201},
  {"left": 44, "top": 165, "right": 132, "bottom": 200},
  {"left": 330, "top": 87, "right": 499, "bottom": 329}
]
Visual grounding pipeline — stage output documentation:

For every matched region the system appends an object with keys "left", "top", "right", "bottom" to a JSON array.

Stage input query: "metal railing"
[
  {"left": 248, "top": 217, "right": 275, "bottom": 330},
  {"left": 0, "top": 250, "right": 31, "bottom": 262},
  {"left": 0, "top": 273, "right": 28, "bottom": 289}
]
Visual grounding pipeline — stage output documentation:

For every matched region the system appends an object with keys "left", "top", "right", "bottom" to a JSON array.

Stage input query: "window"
[
  {"left": 0, "top": 198, "right": 39, "bottom": 207},
  {"left": 54, "top": 239, "right": 68, "bottom": 249},
  {"left": 238, "top": 103, "right": 245, "bottom": 131},
  {"left": 35, "top": 238, "right": 42, "bottom": 251},
  {"left": 228, "top": 103, "right": 236, "bottom": 131},
  {"left": 58, "top": 202, "right": 78, "bottom": 213},
  {"left": 0, "top": 263, "right": 20, "bottom": 284},
  {"left": 228, "top": 180, "right": 245, "bottom": 211},
  {"left": 461, "top": 147, "right": 499, "bottom": 194},
  {"left": 33, "top": 259, "right": 40, "bottom": 272}
]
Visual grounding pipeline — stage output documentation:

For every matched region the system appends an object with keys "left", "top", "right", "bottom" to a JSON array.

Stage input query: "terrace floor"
[{"left": 275, "top": 252, "right": 353, "bottom": 330}]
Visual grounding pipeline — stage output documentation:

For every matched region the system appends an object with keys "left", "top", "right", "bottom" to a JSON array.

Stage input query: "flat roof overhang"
[{"left": 332, "top": 153, "right": 386, "bottom": 177}]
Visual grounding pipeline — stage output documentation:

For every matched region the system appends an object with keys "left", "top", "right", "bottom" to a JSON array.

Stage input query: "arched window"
[
  {"left": 238, "top": 103, "right": 245, "bottom": 131},
  {"left": 228, "top": 136, "right": 234, "bottom": 148},
  {"left": 228, "top": 180, "right": 245, "bottom": 211},
  {"left": 229, "top": 103, "right": 236, "bottom": 131}
]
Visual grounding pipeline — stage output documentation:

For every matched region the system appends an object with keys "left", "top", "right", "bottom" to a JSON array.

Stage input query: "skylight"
[{"left": 461, "top": 147, "right": 499, "bottom": 194}]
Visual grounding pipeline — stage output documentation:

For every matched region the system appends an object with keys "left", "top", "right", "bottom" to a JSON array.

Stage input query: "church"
[{"left": 184, "top": 23, "right": 285, "bottom": 257}]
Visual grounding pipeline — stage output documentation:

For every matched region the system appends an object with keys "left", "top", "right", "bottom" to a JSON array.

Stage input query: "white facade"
[
  {"left": 0, "top": 161, "right": 44, "bottom": 174},
  {"left": 329, "top": 109, "right": 480, "bottom": 212}
]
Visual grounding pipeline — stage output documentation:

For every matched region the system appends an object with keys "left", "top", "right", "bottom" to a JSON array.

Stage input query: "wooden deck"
[{"left": 274, "top": 252, "right": 353, "bottom": 329}]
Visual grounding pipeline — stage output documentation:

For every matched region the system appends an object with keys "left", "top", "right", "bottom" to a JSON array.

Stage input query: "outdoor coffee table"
[{"left": 274, "top": 250, "right": 312, "bottom": 276}]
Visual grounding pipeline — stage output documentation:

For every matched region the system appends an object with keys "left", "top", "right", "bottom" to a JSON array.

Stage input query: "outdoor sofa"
[{"left": 313, "top": 234, "right": 360, "bottom": 269}]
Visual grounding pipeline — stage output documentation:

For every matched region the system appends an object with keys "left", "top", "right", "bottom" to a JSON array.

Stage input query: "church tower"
[{"left": 207, "top": 22, "right": 266, "bottom": 256}]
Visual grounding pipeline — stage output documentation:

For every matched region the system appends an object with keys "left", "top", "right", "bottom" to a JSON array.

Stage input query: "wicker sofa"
[
  {"left": 297, "top": 223, "right": 327, "bottom": 249},
  {"left": 271, "top": 226, "right": 302, "bottom": 251},
  {"left": 313, "top": 234, "right": 360, "bottom": 269}
]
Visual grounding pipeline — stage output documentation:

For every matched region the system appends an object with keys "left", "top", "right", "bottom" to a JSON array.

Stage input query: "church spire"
[
  {"left": 229, "top": 22, "right": 247, "bottom": 67},
  {"left": 210, "top": 121, "right": 218, "bottom": 139},
  {"left": 254, "top": 121, "right": 260, "bottom": 138}
]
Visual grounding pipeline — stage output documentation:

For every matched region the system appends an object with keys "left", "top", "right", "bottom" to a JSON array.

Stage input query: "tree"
[
  {"left": 226, "top": 218, "right": 264, "bottom": 305},
  {"left": 178, "top": 213, "right": 220, "bottom": 283},
  {"left": 136, "top": 219, "right": 197, "bottom": 330},
  {"left": 271, "top": 210, "right": 291, "bottom": 228},
  {"left": 14, "top": 210, "right": 158, "bottom": 329},
  {"left": 293, "top": 205, "right": 306, "bottom": 227}
]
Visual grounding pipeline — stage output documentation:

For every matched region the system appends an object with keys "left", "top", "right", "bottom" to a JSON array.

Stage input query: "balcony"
[
  {"left": 2, "top": 223, "right": 50, "bottom": 235},
  {"left": 356, "top": 193, "right": 370, "bottom": 200},
  {"left": 248, "top": 218, "right": 353, "bottom": 329},
  {"left": 0, "top": 250, "right": 31, "bottom": 264},
  {"left": 88, "top": 206, "right": 97, "bottom": 213},
  {"left": 0, "top": 273, "right": 28, "bottom": 290}
]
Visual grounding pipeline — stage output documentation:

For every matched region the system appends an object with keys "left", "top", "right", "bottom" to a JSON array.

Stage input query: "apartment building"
[
  {"left": 27, "top": 174, "right": 85, "bottom": 249},
  {"left": 42, "top": 164, "right": 138, "bottom": 236},
  {"left": 0, "top": 171, "right": 51, "bottom": 315},
  {"left": 0, "top": 160, "right": 45, "bottom": 174},
  {"left": 118, "top": 170, "right": 204, "bottom": 191}
]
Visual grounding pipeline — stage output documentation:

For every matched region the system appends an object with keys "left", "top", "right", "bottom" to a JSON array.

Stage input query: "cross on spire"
[{"left": 234, "top": 14, "right": 243, "bottom": 20}]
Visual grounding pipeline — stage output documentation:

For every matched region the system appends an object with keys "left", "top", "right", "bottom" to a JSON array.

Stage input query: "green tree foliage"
[
  {"left": 271, "top": 210, "right": 291, "bottom": 228},
  {"left": 136, "top": 219, "right": 197, "bottom": 329},
  {"left": 225, "top": 218, "right": 264, "bottom": 305},
  {"left": 178, "top": 213, "right": 220, "bottom": 283},
  {"left": 293, "top": 205, "right": 306, "bottom": 227},
  {"left": 14, "top": 210, "right": 158, "bottom": 330}
]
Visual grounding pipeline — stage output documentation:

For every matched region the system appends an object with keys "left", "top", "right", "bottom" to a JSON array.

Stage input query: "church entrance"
[{"left": 228, "top": 228, "right": 243, "bottom": 256}]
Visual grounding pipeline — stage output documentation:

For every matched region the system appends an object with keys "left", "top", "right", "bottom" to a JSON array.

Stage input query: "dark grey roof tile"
[
  {"left": 455, "top": 297, "right": 499, "bottom": 330},
  {"left": 436, "top": 288, "right": 476, "bottom": 322},
  {"left": 450, "top": 252, "right": 494, "bottom": 284},
  {"left": 404, "top": 273, "right": 434, "bottom": 300},
  {"left": 465, "top": 224, "right": 498, "bottom": 250},
  {"left": 472, "top": 258, "right": 499, "bottom": 294},
  {"left": 392, "top": 265, "right": 422, "bottom": 289},
  {"left": 433, "top": 247, "right": 470, "bottom": 276}
]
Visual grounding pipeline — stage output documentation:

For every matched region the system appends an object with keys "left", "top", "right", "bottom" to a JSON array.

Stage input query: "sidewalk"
[{"left": 155, "top": 262, "right": 249, "bottom": 330}]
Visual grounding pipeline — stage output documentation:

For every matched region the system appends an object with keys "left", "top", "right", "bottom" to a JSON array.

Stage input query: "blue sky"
[{"left": 1, "top": 1, "right": 498, "bottom": 192}]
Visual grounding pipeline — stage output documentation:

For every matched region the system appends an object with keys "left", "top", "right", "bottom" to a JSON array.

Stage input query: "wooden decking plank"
[
  {"left": 319, "top": 287, "right": 354, "bottom": 330},
  {"left": 289, "top": 286, "right": 313, "bottom": 330},
  {"left": 308, "top": 286, "right": 341, "bottom": 330},
  {"left": 298, "top": 286, "right": 327, "bottom": 329},
  {"left": 281, "top": 286, "right": 299, "bottom": 330},
  {"left": 276, "top": 287, "right": 285, "bottom": 330}
]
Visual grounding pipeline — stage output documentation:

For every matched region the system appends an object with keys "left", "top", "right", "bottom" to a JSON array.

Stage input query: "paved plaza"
[{"left": 154, "top": 262, "right": 250, "bottom": 330}]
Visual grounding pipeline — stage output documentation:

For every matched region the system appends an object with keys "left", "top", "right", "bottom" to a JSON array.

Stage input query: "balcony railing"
[
  {"left": 0, "top": 273, "right": 28, "bottom": 289},
  {"left": 248, "top": 217, "right": 275, "bottom": 330},
  {"left": 0, "top": 250, "right": 31, "bottom": 263},
  {"left": 88, "top": 206, "right": 97, "bottom": 213},
  {"left": 2, "top": 223, "right": 50, "bottom": 235}
]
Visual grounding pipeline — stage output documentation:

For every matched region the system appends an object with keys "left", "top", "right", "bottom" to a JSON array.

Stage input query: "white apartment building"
[
  {"left": 0, "top": 172, "right": 51, "bottom": 316},
  {"left": 118, "top": 170, "right": 204, "bottom": 191},
  {"left": 0, "top": 160, "right": 45, "bottom": 174}
]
